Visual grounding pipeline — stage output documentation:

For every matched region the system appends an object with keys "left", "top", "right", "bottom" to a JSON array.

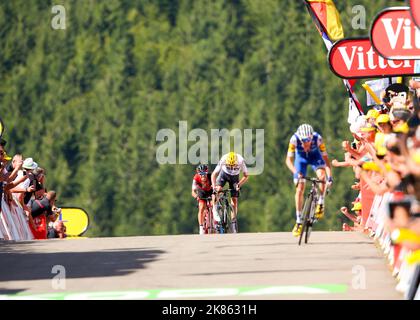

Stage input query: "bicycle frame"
[
  {"left": 298, "top": 177, "right": 324, "bottom": 245},
  {"left": 215, "top": 189, "right": 236, "bottom": 234}
]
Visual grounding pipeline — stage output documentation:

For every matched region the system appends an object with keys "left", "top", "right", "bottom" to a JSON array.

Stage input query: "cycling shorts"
[
  {"left": 293, "top": 151, "right": 326, "bottom": 183},
  {"left": 216, "top": 171, "right": 240, "bottom": 198},
  {"left": 196, "top": 189, "right": 213, "bottom": 202}
]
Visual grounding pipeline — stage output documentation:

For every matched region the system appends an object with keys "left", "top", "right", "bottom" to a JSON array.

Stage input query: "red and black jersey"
[{"left": 192, "top": 173, "right": 212, "bottom": 192}]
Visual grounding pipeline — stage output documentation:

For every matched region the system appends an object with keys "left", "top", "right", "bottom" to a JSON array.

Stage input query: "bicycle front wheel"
[
  {"left": 299, "top": 195, "right": 312, "bottom": 246},
  {"left": 305, "top": 221, "right": 312, "bottom": 244}
]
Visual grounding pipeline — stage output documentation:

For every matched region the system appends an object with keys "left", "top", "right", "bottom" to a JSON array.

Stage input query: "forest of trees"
[{"left": 0, "top": 0, "right": 403, "bottom": 236}]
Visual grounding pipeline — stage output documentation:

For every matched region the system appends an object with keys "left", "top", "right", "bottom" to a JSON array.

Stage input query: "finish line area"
[{"left": 0, "top": 232, "right": 401, "bottom": 300}]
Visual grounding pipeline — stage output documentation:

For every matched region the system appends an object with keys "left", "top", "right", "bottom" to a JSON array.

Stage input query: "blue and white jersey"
[{"left": 287, "top": 132, "right": 327, "bottom": 158}]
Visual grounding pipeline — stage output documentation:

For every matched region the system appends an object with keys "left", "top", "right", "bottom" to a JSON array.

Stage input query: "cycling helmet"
[
  {"left": 196, "top": 164, "right": 208, "bottom": 174},
  {"left": 226, "top": 152, "right": 238, "bottom": 166},
  {"left": 296, "top": 124, "right": 314, "bottom": 142}
]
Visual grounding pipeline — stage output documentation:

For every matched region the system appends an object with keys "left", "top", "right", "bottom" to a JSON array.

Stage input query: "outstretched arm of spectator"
[
  {"left": 359, "top": 170, "right": 390, "bottom": 195},
  {"left": 332, "top": 159, "right": 351, "bottom": 167},
  {"left": 332, "top": 151, "right": 361, "bottom": 167},
  {"left": 4, "top": 181, "right": 34, "bottom": 193},
  {"left": 345, "top": 144, "right": 366, "bottom": 160},
  {"left": 5, "top": 155, "right": 23, "bottom": 182},
  {"left": 8, "top": 174, "right": 30, "bottom": 193},
  {"left": 409, "top": 79, "right": 420, "bottom": 91},
  {"left": 340, "top": 207, "right": 359, "bottom": 223}
]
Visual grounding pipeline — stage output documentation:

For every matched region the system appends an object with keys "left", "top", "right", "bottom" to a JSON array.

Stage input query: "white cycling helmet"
[{"left": 297, "top": 124, "right": 314, "bottom": 141}]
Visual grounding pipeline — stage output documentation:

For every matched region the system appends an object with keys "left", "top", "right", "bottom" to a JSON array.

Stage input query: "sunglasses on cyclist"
[
  {"left": 198, "top": 171, "right": 207, "bottom": 176},
  {"left": 301, "top": 137, "right": 312, "bottom": 143}
]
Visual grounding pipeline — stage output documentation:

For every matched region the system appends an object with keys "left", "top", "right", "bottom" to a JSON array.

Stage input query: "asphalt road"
[{"left": 0, "top": 232, "right": 402, "bottom": 299}]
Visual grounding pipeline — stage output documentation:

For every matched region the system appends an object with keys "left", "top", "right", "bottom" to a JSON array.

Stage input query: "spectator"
[
  {"left": 20, "top": 158, "right": 39, "bottom": 204},
  {"left": 365, "top": 108, "right": 380, "bottom": 127},
  {"left": 27, "top": 187, "right": 58, "bottom": 240},
  {"left": 47, "top": 219, "right": 66, "bottom": 239}
]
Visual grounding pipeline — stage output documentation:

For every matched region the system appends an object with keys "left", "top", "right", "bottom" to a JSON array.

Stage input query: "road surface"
[{"left": 0, "top": 232, "right": 402, "bottom": 299}]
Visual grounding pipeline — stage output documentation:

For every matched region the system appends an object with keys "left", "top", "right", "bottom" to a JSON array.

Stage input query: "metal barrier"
[
  {"left": 358, "top": 178, "right": 420, "bottom": 300},
  {"left": 0, "top": 194, "right": 34, "bottom": 241}
]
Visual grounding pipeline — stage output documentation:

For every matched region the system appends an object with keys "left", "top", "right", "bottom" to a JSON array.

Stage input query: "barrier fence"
[
  {"left": 0, "top": 194, "right": 33, "bottom": 241},
  {"left": 357, "top": 174, "right": 420, "bottom": 300}
]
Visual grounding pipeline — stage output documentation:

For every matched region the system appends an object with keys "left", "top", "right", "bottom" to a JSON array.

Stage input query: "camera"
[
  {"left": 6, "top": 161, "right": 13, "bottom": 173},
  {"left": 382, "top": 96, "right": 391, "bottom": 104}
]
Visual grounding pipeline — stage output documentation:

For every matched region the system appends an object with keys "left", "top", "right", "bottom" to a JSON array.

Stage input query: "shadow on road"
[
  {"left": 186, "top": 268, "right": 334, "bottom": 277},
  {"left": 214, "top": 240, "right": 372, "bottom": 249},
  {"left": 0, "top": 245, "right": 165, "bottom": 282},
  {"left": 0, "top": 288, "right": 27, "bottom": 295}
]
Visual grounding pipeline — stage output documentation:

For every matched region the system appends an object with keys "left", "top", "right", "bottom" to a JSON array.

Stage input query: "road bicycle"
[
  {"left": 202, "top": 197, "right": 215, "bottom": 234},
  {"left": 214, "top": 189, "right": 238, "bottom": 234},
  {"left": 298, "top": 177, "right": 326, "bottom": 246}
]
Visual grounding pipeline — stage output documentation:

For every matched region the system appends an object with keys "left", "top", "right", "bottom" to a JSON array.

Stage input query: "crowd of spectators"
[
  {"left": 332, "top": 79, "right": 420, "bottom": 299},
  {"left": 0, "top": 140, "right": 66, "bottom": 239}
]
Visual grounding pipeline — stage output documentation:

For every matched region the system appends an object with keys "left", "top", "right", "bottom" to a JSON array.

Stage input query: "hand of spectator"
[
  {"left": 351, "top": 182, "right": 360, "bottom": 190},
  {"left": 342, "top": 140, "right": 350, "bottom": 151},
  {"left": 27, "top": 185, "right": 36, "bottom": 193},
  {"left": 340, "top": 206, "right": 348, "bottom": 214},
  {"left": 380, "top": 89, "right": 386, "bottom": 100},
  {"left": 409, "top": 79, "right": 420, "bottom": 90},
  {"left": 332, "top": 159, "right": 339, "bottom": 167},
  {"left": 24, "top": 209, "right": 31, "bottom": 218}
]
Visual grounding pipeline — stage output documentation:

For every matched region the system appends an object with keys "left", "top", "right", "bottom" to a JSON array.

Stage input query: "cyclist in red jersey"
[{"left": 192, "top": 164, "right": 213, "bottom": 234}]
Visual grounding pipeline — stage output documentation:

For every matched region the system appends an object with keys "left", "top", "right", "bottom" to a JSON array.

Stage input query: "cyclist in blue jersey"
[{"left": 285, "top": 124, "right": 333, "bottom": 237}]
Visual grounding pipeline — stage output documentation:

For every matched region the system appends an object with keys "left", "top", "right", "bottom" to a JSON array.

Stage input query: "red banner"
[
  {"left": 410, "top": 0, "right": 420, "bottom": 28},
  {"left": 371, "top": 7, "right": 420, "bottom": 60},
  {"left": 328, "top": 37, "right": 418, "bottom": 79}
]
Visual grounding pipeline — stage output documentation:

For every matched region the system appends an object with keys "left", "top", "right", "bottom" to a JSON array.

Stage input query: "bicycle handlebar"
[
  {"left": 302, "top": 177, "right": 326, "bottom": 184},
  {"left": 296, "top": 177, "right": 326, "bottom": 186}
]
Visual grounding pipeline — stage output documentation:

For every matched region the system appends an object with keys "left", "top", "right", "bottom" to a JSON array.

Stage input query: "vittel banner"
[
  {"left": 410, "top": 0, "right": 420, "bottom": 28},
  {"left": 328, "top": 37, "right": 418, "bottom": 79},
  {"left": 371, "top": 7, "right": 420, "bottom": 60}
]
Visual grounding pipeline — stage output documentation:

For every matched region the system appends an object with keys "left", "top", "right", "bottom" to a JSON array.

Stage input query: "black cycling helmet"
[{"left": 196, "top": 164, "right": 208, "bottom": 174}]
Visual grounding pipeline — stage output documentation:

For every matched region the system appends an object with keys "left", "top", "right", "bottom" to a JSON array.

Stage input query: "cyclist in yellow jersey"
[
  {"left": 285, "top": 124, "right": 333, "bottom": 237},
  {"left": 211, "top": 152, "right": 249, "bottom": 233}
]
